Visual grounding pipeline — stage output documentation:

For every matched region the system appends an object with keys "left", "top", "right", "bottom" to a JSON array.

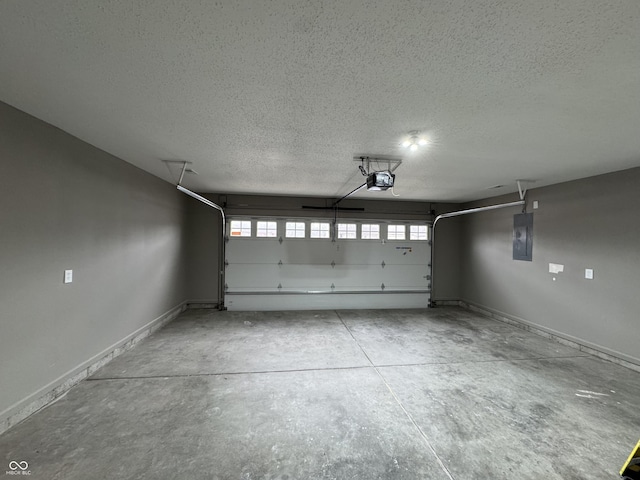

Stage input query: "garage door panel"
[
  {"left": 225, "top": 239, "right": 281, "bottom": 263},
  {"left": 330, "top": 241, "right": 429, "bottom": 265},
  {"left": 227, "top": 264, "right": 428, "bottom": 290},
  {"left": 225, "top": 264, "right": 282, "bottom": 289},
  {"left": 225, "top": 293, "right": 430, "bottom": 310},
  {"left": 227, "top": 239, "right": 429, "bottom": 266}
]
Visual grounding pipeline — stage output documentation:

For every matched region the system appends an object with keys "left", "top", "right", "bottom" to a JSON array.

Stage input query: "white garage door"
[{"left": 224, "top": 217, "right": 431, "bottom": 311}]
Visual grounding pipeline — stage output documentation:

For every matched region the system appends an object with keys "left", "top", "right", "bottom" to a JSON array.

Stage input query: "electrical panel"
[{"left": 513, "top": 213, "right": 533, "bottom": 261}]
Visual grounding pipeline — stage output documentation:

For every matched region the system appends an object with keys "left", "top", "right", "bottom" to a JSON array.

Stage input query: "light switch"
[
  {"left": 533, "top": 200, "right": 539, "bottom": 209},
  {"left": 585, "top": 268, "right": 594, "bottom": 280},
  {"left": 64, "top": 270, "right": 73, "bottom": 284}
]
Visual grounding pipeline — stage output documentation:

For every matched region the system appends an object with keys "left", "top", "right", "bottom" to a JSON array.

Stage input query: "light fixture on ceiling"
[{"left": 400, "top": 130, "right": 429, "bottom": 152}]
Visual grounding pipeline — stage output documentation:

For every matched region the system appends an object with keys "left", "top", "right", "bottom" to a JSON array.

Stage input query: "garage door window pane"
[
  {"left": 230, "top": 220, "right": 251, "bottom": 237},
  {"left": 337, "top": 223, "right": 357, "bottom": 239},
  {"left": 285, "top": 222, "right": 306, "bottom": 238},
  {"left": 387, "top": 225, "right": 405, "bottom": 240},
  {"left": 310, "top": 222, "right": 330, "bottom": 238},
  {"left": 410, "top": 225, "right": 428, "bottom": 240},
  {"left": 361, "top": 224, "right": 380, "bottom": 239},
  {"left": 257, "top": 221, "right": 277, "bottom": 238}
]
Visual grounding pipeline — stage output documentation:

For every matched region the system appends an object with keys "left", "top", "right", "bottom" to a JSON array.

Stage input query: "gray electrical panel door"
[
  {"left": 513, "top": 213, "right": 533, "bottom": 261},
  {"left": 224, "top": 217, "right": 431, "bottom": 310}
]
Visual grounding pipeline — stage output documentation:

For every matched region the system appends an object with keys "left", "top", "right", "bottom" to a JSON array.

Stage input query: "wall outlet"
[
  {"left": 549, "top": 263, "right": 564, "bottom": 274},
  {"left": 585, "top": 268, "right": 594, "bottom": 280},
  {"left": 64, "top": 270, "right": 73, "bottom": 284}
]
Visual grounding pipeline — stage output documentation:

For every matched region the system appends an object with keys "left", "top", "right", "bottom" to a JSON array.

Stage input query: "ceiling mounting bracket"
[
  {"left": 162, "top": 160, "right": 198, "bottom": 185},
  {"left": 178, "top": 161, "right": 189, "bottom": 186},
  {"left": 353, "top": 155, "right": 402, "bottom": 175},
  {"left": 516, "top": 179, "right": 535, "bottom": 201}
]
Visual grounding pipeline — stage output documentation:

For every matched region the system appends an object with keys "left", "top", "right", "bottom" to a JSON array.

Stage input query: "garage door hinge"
[
  {"left": 224, "top": 283, "right": 229, "bottom": 292},
  {"left": 277, "top": 283, "right": 282, "bottom": 290},
  {"left": 278, "top": 236, "right": 283, "bottom": 244},
  {"left": 381, "top": 261, "right": 386, "bottom": 268},
  {"left": 331, "top": 283, "right": 335, "bottom": 290},
  {"left": 331, "top": 260, "right": 336, "bottom": 268},
  {"left": 224, "top": 260, "right": 229, "bottom": 267},
  {"left": 224, "top": 236, "right": 229, "bottom": 244},
  {"left": 278, "top": 260, "right": 283, "bottom": 266},
  {"left": 424, "top": 275, "right": 431, "bottom": 280},
  {"left": 381, "top": 283, "right": 386, "bottom": 291}
]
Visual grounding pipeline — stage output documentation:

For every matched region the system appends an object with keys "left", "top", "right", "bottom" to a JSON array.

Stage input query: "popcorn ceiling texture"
[{"left": 1, "top": 0, "right": 639, "bottom": 201}]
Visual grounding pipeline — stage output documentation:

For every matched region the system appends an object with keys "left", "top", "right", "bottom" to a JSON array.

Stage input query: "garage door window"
[
  {"left": 257, "top": 221, "right": 277, "bottom": 238},
  {"left": 387, "top": 225, "right": 406, "bottom": 240},
  {"left": 361, "top": 224, "right": 380, "bottom": 239},
  {"left": 337, "top": 223, "right": 357, "bottom": 239},
  {"left": 410, "top": 225, "right": 428, "bottom": 240},
  {"left": 285, "top": 222, "right": 306, "bottom": 238},
  {"left": 230, "top": 220, "right": 252, "bottom": 237},
  {"left": 310, "top": 222, "right": 330, "bottom": 239}
]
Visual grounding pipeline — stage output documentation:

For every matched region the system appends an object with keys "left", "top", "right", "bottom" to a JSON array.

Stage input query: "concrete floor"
[{"left": 1, "top": 307, "right": 638, "bottom": 479}]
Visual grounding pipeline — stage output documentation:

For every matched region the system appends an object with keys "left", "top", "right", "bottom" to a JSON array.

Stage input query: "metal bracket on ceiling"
[
  {"left": 353, "top": 155, "right": 402, "bottom": 174},
  {"left": 516, "top": 179, "right": 535, "bottom": 201},
  {"left": 516, "top": 180, "right": 536, "bottom": 212},
  {"left": 161, "top": 160, "right": 198, "bottom": 185}
]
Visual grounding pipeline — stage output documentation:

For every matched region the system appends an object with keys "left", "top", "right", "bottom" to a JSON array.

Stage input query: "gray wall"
[
  {"left": 0, "top": 102, "right": 190, "bottom": 423},
  {"left": 185, "top": 198, "right": 221, "bottom": 303},
  {"left": 460, "top": 168, "right": 640, "bottom": 365},
  {"left": 431, "top": 216, "right": 462, "bottom": 302}
]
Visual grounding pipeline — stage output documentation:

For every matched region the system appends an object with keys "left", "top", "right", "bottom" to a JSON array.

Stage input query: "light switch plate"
[
  {"left": 585, "top": 268, "right": 594, "bottom": 280},
  {"left": 64, "top": 270, "right": 73, "bottom": 284},
  {"left": 533, "top": 200, "right": 539, "bottom": 209}
]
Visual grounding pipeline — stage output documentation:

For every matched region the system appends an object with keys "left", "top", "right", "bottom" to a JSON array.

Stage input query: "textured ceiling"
[{"left": 1, "top": 0, "right": 639, "bottom": 202}]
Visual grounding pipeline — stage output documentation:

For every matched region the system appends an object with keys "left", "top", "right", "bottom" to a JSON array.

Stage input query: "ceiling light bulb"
[
  {"left": 401, "top": 140, "right": 411, "bottom": 148},
  {"left": 418, "top": 138, "right": 428, "bottom": 146},
  {"left": 409, "top": 143, "right": 418, "bottom": 152}
]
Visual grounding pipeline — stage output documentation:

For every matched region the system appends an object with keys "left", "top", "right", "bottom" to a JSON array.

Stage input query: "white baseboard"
[
  {"left": 457, "top": 300, "right": 640, "bottom": 373},
  {"left": 0, "top": 301, "right": 188, "bottom": 436}
]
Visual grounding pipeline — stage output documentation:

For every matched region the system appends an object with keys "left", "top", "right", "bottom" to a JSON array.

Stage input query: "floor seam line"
[
  {"left": 373, "top": 354, "right": 592, "bottom": 369},
  {"left": 334, "top": 311, "right": 456, "bottom": 480},
  {"left": 88, "top": 357, "right": 591, "bottom": 382},
  {"left": 86, "top": 365, "right": 376, "bottom": 381}
]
